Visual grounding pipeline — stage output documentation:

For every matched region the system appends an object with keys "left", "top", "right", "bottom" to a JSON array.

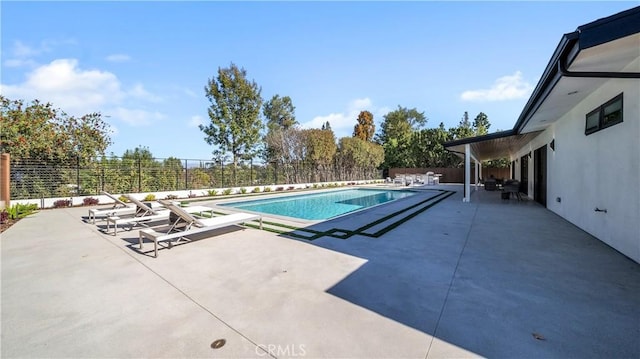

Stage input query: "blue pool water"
[{"left": 220, "top": 189, "right": 416, "bottom": 220}]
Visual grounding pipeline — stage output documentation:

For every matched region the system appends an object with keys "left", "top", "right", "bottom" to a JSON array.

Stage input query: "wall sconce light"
[{"left": 550, "top": 139, "right": 555, "bottom": 151}]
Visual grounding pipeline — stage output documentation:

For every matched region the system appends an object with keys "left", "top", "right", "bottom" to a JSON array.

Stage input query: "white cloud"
[
  {"left": 0, "top": 58, "right": 165, "bottom": 127},
  {"left": 112, "top": 107, "right": 166, "bottom": 127},
  {"left": 188, "top": 115, "right": 204, "bottom": 128},
  {"left": 300, "top": 97, "right": 387, "bottom": 138},
  {"left": 13, "top": 40, "right": 41, "bottom": 58},
  {"left": 460, "top": 71, "right": 533, "bottom": 102},
  {"left": 1, "top": 59, "right": 122, "bottom": 114},
  {"left": 182, "top": 88, "right": 197, "bottom": 98},
  {"left": 106, "top": 54, "right": 131, "bottom": 63},
  {"left": 348, "top": 98, "right": 373, "bottom": 112},
  {"left": 4, "top": 39, "right": 76, "bottom": 67},
  {"left": 3, "top": 58, "right": 37, "bottom": 68},
  {"left": 128, "top": 83, "right": 162, "bottom": 102},
  {"left": 303, "top": 112, "right": 350, "bottom": 132},
  {"left": 3, "top": 41, "right": 43, "bottom": 68}
]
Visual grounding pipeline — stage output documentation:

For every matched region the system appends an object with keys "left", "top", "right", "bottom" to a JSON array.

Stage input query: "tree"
[
  {"left": 2, "top": 96, "right": 112, "bottom": 197},
  {"left": 376, "top": 105, "right": 426, "bottom": 169},
  {"left": 200, "top": 63, "right": 263, "bottom": 186},
  {"left": 121, "top": 146, "right": 156, "bottom": 192},
  {"left": 304, "top": 128, "right": 337, "bottom": 182},
  {"left": 473, "top": 112, "right": 490, "bottom": 136},
  {"left": 410, "top": 123, "right": 459, "bottom": 168},
  {"left": 262, "top": 94, "right": 298, "bottom": 182},
  {"left": 450, "top": 111, "right": 474, "bottom": 139},
  {"left": 159, "top": 157, "right": 184, "bottom": 190},
  {"left": 353, "top": 110, "right": 375, "bottom": 141},
  {"left": 336, "top": 137, "right": 384, "bottom": 180},
  {"left": 0, "top": 96, "right": 111, "bottom": 163},
  {"left": 263, "top": 95, "right": 296, "bottom": 131}
]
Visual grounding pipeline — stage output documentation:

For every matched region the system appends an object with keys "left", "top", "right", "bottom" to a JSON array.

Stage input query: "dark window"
[
  {"left": 585, "top": 93, "right": 623, "bottom": 135},
  {"left": 585, "top": 110, "right": 600, "bottom": 134}
]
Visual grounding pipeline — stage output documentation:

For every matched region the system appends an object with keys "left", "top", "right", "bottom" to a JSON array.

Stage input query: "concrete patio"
[{"left": 2, "top": 184, "right": 639, "bottom": 358}]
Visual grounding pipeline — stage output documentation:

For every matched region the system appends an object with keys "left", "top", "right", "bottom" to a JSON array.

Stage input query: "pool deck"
[{"left": 2, "top": 184, "right": 639, "bottom": 358}]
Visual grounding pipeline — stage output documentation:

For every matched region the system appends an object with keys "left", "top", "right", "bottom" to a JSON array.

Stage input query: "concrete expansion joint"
[{"left": 425, "top": 203, "right": 479, "bottom": 357}]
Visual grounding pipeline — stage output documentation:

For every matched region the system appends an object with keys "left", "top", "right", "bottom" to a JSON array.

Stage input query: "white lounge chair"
[
  {"left": 88, "top": 191, "right": 136, "bottom": 224},
  {"left": 105, "top": 195, "right": 218, "bottom": 235},
  {"left": 105, "top": 195, "right": 170, "bottom": 235},
  {"left": 138, "top": 200, "right": 262, "bottom": 258}
]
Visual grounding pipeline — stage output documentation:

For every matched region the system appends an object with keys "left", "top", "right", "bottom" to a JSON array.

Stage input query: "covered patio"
[{"left": 444, "top": 130, "right": 542, "bottom": 202}]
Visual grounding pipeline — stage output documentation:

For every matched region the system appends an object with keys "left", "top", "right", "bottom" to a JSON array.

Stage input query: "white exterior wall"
[{"left": 515, "top": 78, "right": 640, "bottom": 263}]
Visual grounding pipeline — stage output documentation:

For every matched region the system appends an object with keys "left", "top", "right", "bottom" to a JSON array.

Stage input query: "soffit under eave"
[
  {"left": 520, "top": 33, "right": 640, "bottom": 133},
  {"left": 445, "top": 131, "right": 544, "bottom": 162}
]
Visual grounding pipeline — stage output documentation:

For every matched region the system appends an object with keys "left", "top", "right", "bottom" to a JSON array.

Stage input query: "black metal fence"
[{"left": 9, "top": 156, "right": 383, "bottom": 200}]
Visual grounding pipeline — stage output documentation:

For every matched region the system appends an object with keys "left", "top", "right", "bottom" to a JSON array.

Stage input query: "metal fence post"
[
  {"left": 1, "top": 153, "right": 10, "bottom": 208},
  {"left": 184, "top": 159, "right": 188, "bottom": 190},
  {"left": 137, "top": 157, "right": 141, "bottom": 192},
  {"left": 76, "top": 155, "right": 80, "bottom": 195}
]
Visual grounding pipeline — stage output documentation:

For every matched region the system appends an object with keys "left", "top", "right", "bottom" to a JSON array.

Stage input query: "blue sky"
[{"left": 1, "top": 1, "right": 636, "bottom": 160}]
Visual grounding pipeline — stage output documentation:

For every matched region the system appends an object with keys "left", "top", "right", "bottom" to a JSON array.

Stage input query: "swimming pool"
[{"left": 219, "top": 188, "right": 417, "bottom": 220}]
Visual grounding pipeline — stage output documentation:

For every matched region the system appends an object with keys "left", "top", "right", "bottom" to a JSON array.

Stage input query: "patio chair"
[
  {"left": 138, "top": 200, "right": 262, "bottom": 257},
  {"left": 87, "top": 191, "right": 136, "bottom": 224},
  {"left": 433, "top": 173, "right": 441, "bottom": 185},
  {"left": 502, "top": 180, "right": 522, "bottom": 201},
  {"left": 393, "top": 175, "right": 406, "bottom": 186},
  {"left": 425, "top": 172, "right": 435, "bottom": 185}
]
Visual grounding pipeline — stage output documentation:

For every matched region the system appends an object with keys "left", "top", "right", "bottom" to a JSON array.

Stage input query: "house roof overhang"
[
  {"left": 444, "top": 130, "right": 543, "bottom": 162},
  {"left": 445, "top": 6, "right": 640, "bottom": 162}
]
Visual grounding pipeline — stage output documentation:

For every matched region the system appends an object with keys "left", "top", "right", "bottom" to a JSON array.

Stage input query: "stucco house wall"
[{"left": 514, "top": 68, "right": 640, "bottom": 263}]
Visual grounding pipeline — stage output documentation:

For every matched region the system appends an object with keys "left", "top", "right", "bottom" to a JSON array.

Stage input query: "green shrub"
[
  {"left": 143, "top": 194, "right": 156, "bottom": 201},
  {"left": 239, "top": 187, "right": 247, "bottom": 194},
  {"left": 6, "top": 203, "right": 38, "bottom": 219},
  {"left": 263, "top": 187, "right": 271, "bottom": 192},
  {"left": 252, "top": 187, "right": 261, "bottom": 193},
  {"left": 223, "top": 188, "right": 233, "bottom": 195},
  {"left": 118, "top": 195, "right": 129, "bottom": 203},
  {"left": 207, "top": 189, "right": 218, "bottom": 196},
  {"left": 313, "top": 183, "right": 319, "bottom": 189}
]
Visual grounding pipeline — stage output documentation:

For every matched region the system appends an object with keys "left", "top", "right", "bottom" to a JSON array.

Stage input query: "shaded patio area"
[{"left": 2, "top": 185, "right": 638, "bottom": 358}]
